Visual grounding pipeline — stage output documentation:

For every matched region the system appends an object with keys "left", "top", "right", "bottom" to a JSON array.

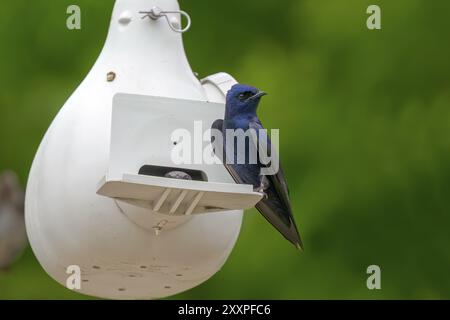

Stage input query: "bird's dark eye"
[{"left": 238, "top": 91, "right": 253, "bottom": 101}]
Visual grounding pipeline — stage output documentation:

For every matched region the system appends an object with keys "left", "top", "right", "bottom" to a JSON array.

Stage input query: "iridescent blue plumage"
[{"left": 212, "top": 84, "right": 303, "bottom": 249}]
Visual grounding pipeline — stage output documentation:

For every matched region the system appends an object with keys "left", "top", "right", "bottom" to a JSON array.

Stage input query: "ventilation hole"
[
  {"left": 140, "top": 266, "right": 147, "bottom": 269},
  {"left": 129, "top": 274, "right": 136, "bottom": 278},
  {"left": 176, "top": 274, "right": 183, "bottom": 277},
  {"left": 82, "top": 279, "right": 89, "bottom": 283},
  {"left": 164, "top": 286, "right": 171, "bottom": 289},
  {"left": 118, "top": 288, "right": 126, "bottom": 292},
  {"left": 92, "top": 265, "right": 100, "bottom": 269}
]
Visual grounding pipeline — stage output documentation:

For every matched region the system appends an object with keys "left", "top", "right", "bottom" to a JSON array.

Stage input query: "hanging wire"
[{"left": 140, "top": 6, "right": 192, "bottom": 33}]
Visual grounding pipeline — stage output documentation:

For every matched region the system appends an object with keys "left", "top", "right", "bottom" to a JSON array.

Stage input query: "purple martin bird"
[{"left": 212, "top": 84, "right": 303, "bottom": 249}]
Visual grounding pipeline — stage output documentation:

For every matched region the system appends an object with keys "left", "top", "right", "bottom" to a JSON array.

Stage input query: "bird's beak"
[{"left": 249, "top": 91, "right": 267, "bottom": 101}]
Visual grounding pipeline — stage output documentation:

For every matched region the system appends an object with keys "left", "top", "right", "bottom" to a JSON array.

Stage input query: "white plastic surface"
[{"left": 25, "top": 0, "right": 243, "bottom": 300}]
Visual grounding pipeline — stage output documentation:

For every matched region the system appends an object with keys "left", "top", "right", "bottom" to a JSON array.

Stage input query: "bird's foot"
[
  {"left": 254, "top": 186, "right": 269, "bottom": 199},
  {"left": 254, "top": 175, "right": 269, "bottom": 199}
]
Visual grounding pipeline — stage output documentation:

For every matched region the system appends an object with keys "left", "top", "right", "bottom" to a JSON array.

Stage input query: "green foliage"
[{"left": 1, "top": 0, "right": 449, "bottom": 299}]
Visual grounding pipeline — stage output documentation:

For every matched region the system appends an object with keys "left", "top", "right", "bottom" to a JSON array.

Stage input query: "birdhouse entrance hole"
[{"left": 138, "top": 165, "right": 208, "bottom": 182}]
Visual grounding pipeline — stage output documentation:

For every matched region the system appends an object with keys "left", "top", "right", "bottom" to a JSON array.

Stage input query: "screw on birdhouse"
[
  {"left": 153, "top": 219, "right": 169, "bottom": 236},
  {"left": 107, "top": 72, "right": 116, "bottom": 82},
  {"left": 118, "top": 11, "right": 132, "bottom": 26},
  {"left": 153, "top": 226, "right": 162, "bottom": 236}
]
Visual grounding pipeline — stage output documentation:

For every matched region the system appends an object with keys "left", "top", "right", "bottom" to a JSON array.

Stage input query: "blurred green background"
[{"left": 1, "top": 0, "right": 450, "bottom": 299}]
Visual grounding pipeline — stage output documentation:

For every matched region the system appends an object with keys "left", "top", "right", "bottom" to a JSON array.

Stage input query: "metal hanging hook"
[{"left": 140, "top": 6, "right": 192, "bottom": 33}]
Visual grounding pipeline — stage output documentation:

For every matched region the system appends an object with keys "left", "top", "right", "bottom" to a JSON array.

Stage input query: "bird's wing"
[
  {"left": 249, "top": 120, "right": 290, "bottom": 198},
  {"left": 211, "top": 119, "right": 245, "bottom": 184},
  {"left": 212, "top": 119, "right": 302, "bottom": 248},
  {"left": 249, "top": 121, "right": 303, "bottom": 249}
]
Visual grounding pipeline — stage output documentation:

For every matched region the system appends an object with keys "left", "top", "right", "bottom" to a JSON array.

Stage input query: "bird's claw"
[
  {"left": 254, "top": 187, "right": 269, "bottom": 199},
  {"left": 254, "top": 175, "right": 270, "bottom": 199}
]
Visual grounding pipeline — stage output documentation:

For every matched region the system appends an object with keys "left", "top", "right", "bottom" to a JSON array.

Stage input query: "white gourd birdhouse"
[{"left": 25, "top": 0, "right": 262, "bottom": 299}]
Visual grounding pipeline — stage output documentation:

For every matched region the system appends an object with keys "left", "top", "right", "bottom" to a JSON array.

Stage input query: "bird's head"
[{"left": 225, "top": 84, "right": 267, "bottom": 119}]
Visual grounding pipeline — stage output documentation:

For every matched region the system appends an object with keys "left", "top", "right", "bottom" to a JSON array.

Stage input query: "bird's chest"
[{"left": 224, "top": 117, "right": 256, "bottom": 131}]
